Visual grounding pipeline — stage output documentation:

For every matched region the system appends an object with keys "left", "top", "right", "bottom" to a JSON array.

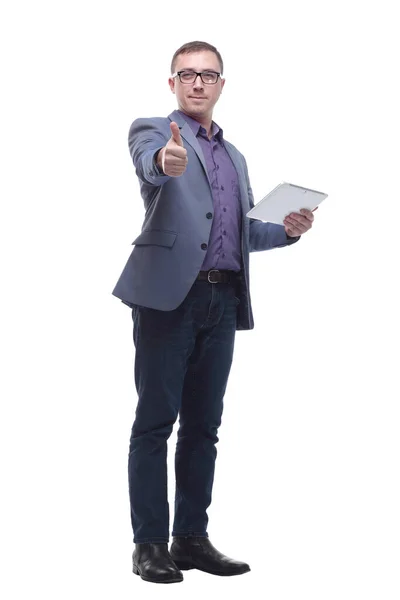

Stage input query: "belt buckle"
[{"left": 207, "top": 269, "right": 219, "bottom": 283}]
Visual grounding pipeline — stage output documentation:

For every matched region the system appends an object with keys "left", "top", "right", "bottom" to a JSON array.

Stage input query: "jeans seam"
[
  {"left": 171, "top": 531, "right": 208, "bottom": 537},
  {"left": 134, "top": 536, "right": 169, "bottom": 543}
]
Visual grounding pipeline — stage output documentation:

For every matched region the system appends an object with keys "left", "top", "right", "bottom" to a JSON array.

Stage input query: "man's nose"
[{"left": 193, "top": 74, "right": 204, "bottom": 88}]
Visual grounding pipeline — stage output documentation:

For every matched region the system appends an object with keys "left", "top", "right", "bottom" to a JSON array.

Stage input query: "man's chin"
[{"left": 185, "top": 103, "right": 206, "bottom": 114}]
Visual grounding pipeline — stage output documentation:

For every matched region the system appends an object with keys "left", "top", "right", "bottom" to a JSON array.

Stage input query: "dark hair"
[{"left": 171, "top": 41, "right": 224, "bottom": 75}]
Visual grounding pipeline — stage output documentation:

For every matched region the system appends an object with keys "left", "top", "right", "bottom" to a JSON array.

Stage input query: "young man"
[{"left": 112, "top": 41, "right": 315, "bottom": 584}]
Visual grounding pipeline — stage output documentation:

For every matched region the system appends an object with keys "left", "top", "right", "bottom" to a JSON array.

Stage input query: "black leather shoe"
[
  {"left": 132, "top": 543, "right": 183, "bottom": 583},
  {"left": 169, "top": 536, "right": 250, "bottom": 576}
]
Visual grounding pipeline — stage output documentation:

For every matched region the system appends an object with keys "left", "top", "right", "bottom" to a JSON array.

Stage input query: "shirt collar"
[{"left": 177, "top": 110, "right": 224, "bottom": 144}]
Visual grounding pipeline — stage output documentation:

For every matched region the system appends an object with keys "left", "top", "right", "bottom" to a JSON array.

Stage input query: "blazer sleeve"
[
  {"left": 242, "top": 156, "right": 301, "bottom": 252},
  {"left": 128, "top": 118, "right": 171, "bottom": 186}
]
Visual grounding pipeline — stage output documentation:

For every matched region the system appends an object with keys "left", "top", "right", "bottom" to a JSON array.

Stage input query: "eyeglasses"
[{"left": 172, "top": 70, "right": 222, "bottom": 85}]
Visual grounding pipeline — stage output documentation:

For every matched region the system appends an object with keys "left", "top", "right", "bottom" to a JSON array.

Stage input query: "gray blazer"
[{"left": 112, "top": 109, "right": 299, "bottom": 330}]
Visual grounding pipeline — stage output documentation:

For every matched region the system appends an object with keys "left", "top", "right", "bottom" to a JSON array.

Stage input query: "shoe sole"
[
  {"left": 132, "top": 564, "right": 183, "bottom": 583},
  {"left": 172, "top": 559, "right": 250, "bottom": 577}
]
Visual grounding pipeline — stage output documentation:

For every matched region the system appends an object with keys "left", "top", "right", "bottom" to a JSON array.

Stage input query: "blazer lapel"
[
  {"left": 167, "top": 110, "right": 248, "bottom": 215},
  {"left": 168, "top": 110, "right": 211, "bottom": 189},
  {"left": 223, "top": 142, "right": 247, "bottom": 219}
]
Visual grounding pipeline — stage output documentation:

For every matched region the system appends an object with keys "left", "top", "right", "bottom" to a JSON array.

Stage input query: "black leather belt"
[{"left": 196, "top": 269, "right": 241, "bottom": 284}]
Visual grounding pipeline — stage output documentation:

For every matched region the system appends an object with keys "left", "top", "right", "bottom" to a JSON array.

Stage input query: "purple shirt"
[{"left": 177, "top": 110, "right": 242, "bottom": 273}]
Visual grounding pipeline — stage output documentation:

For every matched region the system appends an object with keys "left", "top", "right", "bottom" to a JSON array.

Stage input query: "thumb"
[{"left": 170, "top": 121, "right": 183, "bottom": 146}]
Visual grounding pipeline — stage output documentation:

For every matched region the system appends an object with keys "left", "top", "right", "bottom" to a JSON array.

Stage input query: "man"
[{"left": 112, "top": 41, "right": 316, "bottom": 584}]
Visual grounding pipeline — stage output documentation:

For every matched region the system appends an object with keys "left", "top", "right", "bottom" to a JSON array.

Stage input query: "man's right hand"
[{"left": 157, "top": 122, "right": 188, "bottom": 177}]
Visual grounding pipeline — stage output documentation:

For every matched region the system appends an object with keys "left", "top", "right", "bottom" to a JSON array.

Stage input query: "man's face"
[{"left": 169, "top": 50, "right": 225, "bottom": 118}]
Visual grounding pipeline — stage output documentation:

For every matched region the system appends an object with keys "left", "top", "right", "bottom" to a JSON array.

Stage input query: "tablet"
[{"left": 246, "top": 182, "right": 328, "bottom": 225}]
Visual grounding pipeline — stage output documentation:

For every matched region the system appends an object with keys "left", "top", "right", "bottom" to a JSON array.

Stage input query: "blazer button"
[
  {"left": 206, "top": 212, "right": 213, "bottom": 219},
  {"left": 201, "top": 243, "right": 208, "bottom": 250}
]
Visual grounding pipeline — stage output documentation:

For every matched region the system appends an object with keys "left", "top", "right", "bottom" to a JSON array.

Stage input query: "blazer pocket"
[{"left": 132, "top": 229, "right": 177, "bottom": 248}]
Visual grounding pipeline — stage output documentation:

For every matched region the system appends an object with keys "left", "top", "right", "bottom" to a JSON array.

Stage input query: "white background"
[{"left": 1, "top": 0, "right": 399, "bottom": 598}]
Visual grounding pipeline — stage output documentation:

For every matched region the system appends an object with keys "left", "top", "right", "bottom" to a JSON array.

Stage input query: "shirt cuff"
[
  {"left": 153, "top": 149, "right": 164, "bottom": 175},
  {"left": 286, "top": 231, "right": 301, "bottom": 243}
]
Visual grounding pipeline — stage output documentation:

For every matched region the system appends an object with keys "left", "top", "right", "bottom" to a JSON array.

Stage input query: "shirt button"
[
  {"left": 221, "top": 186, "right": 224, "bottom": 191},
  {"left": 206, "top": 212, "right": 213, "bottom": 219},
  {"left": 201, "top": 243, "right": 208, "bottom": 250},
  {"left": 223, "top": 208, "right": 226, "bottom": 212},
  {"left": 223, "top": 231, "right": 226, "bottom": 235}
]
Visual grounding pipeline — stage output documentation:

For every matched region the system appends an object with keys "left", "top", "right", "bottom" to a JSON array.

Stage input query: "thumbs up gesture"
[{"left": 157, "top": 122, "right": 188, "bottom": 177}]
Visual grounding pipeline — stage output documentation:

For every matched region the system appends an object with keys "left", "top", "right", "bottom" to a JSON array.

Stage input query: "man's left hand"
[{"left": 284, "top": 207, "right": 317, "bottom": 237}]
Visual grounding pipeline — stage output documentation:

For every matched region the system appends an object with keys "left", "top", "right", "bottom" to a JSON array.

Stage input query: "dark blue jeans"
[{"left": 128, "top": 278, "right": 239, "bottom": 544}]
